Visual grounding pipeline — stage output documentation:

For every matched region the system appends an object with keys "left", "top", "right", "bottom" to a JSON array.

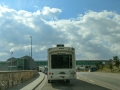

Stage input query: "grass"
[{"left": 97, "top": 66, "right": 120, "bottom": 73}]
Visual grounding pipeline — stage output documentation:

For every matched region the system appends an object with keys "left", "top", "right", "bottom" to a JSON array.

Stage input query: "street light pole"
[
  {"left": 30, "top": 36, "right": 32, "bottom": 59},
  {"left": 30, "top": 36, "right": 32, "bottom": 70},
  {"left": 11, "top": 52, "right": 13, "bottom": 71},
  {"left": 88, "top": 55, "right": 91, "bottom": 60}
]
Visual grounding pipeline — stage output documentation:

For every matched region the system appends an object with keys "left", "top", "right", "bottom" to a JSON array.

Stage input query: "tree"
[
  {"left": 99, "top": 65, "right": 104, "bottom": 71},
  {"left": 95, "top": 62, "right": 99, "bottom": 69},
  {"left": 108, "top": 63, "right": 113, "bottom": 71},
  {"left": 113, "top": 56, "right": 120, "bottom": 69},
  {"left": 113, "top": 56, "right": 119, "bottom": 61},
  {"left": 108, "top": 59, "right": 112, "bottom": 62}
]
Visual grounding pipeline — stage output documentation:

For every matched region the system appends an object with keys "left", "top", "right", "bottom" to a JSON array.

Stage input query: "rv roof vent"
[{"left": 57, "top": 44, "right": 64, "bottom": 47}]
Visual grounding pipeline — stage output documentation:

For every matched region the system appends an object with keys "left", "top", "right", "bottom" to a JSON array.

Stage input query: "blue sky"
[
  {"left": 2, "top": 0, "right": 120, "bottom": 19},
  {"left": 0, "top": 0, "right": 120, "bottom": 61}
]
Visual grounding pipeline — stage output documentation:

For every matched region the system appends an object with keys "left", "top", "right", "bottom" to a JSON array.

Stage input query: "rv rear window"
[{"left": 51, "top": 54, "right": 72, "bottom": 69}]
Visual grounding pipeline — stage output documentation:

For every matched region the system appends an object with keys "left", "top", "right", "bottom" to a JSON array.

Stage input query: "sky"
[{"left": 0, "top": 0, "right": 120, "bottom": 61}]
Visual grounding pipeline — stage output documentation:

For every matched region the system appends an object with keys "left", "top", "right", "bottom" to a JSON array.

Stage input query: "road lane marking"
[
  {"left": 77, "top": 77, "right": 79, "bottom": 79},
  {"left": 84, "top": 77, "right": 87, "bottom": 79},
  {"left": 89, "top": 79, "right": 94, "bottom": 82}
]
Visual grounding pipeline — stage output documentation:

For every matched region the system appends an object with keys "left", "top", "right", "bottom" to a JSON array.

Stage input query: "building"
[
  {"left": 22, "top": 55, "right": 37, "bottom": 70},
  {"left": 0, "top": 58, "right": 108, "bottom": 71},
  {"left": 0, "top": 55, "right": 37, "bottom": 71}
]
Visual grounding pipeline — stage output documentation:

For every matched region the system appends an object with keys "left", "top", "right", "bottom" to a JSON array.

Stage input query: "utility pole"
[
  {"left": 11, "top": 52, "right": 13, "bottom": 71},
  {"left": 30, "top": 36, "right": 32, "bottom": 70},
  {"left": 30, "top": 36, "right": 32, "bottom": 58}
]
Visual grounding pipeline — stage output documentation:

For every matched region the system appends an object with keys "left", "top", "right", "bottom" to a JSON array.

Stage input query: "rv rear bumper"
[{"left": 47, "top": 75, "right": 76, "bottom": 80}]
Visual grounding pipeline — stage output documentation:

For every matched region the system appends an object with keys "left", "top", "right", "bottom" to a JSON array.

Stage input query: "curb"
[
  {"left": 32, "top": 73, "right": 45, "bottom": 90},
  {"left": 20, "top": 72, "right": 45, "bottom": 90}
]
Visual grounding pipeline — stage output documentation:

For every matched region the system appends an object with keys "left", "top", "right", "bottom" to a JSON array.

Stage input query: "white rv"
[{"left": 47, "top": 44, "right": 76, "bottom": 83}]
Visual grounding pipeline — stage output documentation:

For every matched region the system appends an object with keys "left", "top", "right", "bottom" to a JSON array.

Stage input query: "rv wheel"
[
  {"left": 48, "top": 80, "right": 50, "bottom": 83},
  {"left": 66, "top": 80, "right": 70, "bottom": 83}
]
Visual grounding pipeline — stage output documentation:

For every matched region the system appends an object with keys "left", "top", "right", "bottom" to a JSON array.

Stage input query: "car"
[{"left": 44, "top": 68, "right": 48, "bottom": 74}]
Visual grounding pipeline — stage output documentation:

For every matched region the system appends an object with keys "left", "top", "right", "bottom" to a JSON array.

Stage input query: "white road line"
[
  {"left": 89, "top": 79, "right": 94, "bottom": 82},
  {"left": 84, "top": 77, "right": 87, "bottom": 79}
]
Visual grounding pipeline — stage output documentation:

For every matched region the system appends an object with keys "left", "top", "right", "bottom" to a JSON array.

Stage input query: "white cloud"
[
  {"left": 0, "top": 52, "right": 8, "bottom": 56},
  {"left": 0, "top": 5, "right": 120, "bottom": 61},
  {"left": 9, "top": 43, "right": 15, "bottom": 46},
  {"left": 42, "top": 6, "right": 62, "bottom": 19}
]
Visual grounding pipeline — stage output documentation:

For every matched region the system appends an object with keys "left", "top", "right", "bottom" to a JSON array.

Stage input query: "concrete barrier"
[{"left": 0, "top": 70, "right": 37, "bottom": 90}]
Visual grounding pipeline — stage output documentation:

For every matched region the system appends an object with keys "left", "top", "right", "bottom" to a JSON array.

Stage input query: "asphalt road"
[
  {"left": 35, "top": 72, "right": 120, "bottom": 90},
  {"left": 77, "top": 72, "right": 120, "bottom": 90}
]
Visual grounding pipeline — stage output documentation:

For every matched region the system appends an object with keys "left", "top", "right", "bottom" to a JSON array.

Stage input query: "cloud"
[
  {"left": 42, "top": 6, "right": 62, "bottom": 19},
  {"left": 0, "top": 5, "right": 120, "bottom": 61},
  {"left": 0, "top": 52, "right": 8, "bottom": 56},
  {"left": 47, "top": 10, "right": 120, "bottom": 59}
]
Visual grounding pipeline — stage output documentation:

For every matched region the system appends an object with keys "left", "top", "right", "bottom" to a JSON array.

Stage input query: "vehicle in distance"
[
  {"left": 47, "top": 44, "right": 76, "bottom": 83},
  {"left": 37, "top": 66, "right": 44, "bottom": 72},
  {"left": 44, "top": 66, "right": 48, "bottom": 74}
]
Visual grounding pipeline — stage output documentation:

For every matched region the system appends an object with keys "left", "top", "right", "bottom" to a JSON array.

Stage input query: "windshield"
[{"left": 51, "top": 54, "right": 72, "bottom": 69}]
